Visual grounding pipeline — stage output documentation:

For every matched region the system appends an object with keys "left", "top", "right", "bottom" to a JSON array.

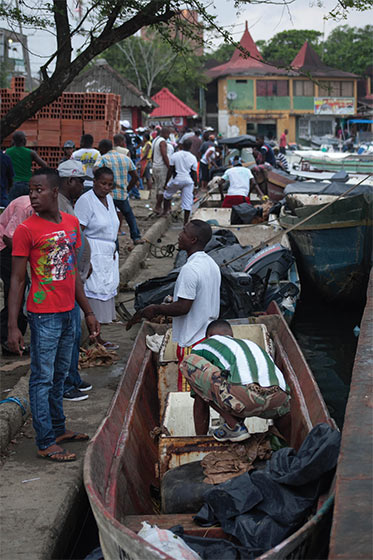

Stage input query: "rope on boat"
[
  {"left": 221, "top": 174, "right": 371, "bottom": 268},
  {"left": 143, "top": 238, "right": 177, "bottom": 258}
]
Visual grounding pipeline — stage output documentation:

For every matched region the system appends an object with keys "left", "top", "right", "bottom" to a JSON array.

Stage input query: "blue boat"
[{"left": 279, "top": 188, "right": 373, "bottom": 303}]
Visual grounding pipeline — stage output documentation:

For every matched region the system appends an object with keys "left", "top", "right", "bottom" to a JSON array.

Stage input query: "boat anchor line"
[{"left": 221, "top": 174, "right": 372, "bottom": 269}]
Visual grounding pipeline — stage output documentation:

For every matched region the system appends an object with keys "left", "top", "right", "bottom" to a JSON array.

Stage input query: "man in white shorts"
[
  {"left": 162, "top": 139, "right": 198, "bottom": 224},
  {"left": 152, "top": 127, "right": 173, "bottom": 214}
]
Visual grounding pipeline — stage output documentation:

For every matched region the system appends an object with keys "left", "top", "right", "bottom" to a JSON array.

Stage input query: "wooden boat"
[
  {"left": 192, "top": 206, "right": 300, "bottom": 321},
  {"left": 266, "top": 169, "right": 295, "bottom": 202},
  {"left": 84, "top": 303, "right": 336, "bottom": 560},
  {"left": 279, "top": 191, "right": 373, "bottom": 303},
  {"left": 293, "top": 150, "right": 373, "bottom": 174}
]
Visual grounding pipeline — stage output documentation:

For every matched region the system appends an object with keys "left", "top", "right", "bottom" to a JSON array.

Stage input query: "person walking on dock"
[
  {"left": 7, "top": 168, "right": 100, "bottom": 462},
  {"left": 95, "top": 139, "right": 143, "bottom": 245},
  {"left": 162, "top": 138, "right": 198, "bottom": 224},
  {"left": 279, "top": 129, "right": 288, "bottom": 154},
  {"left": 152, "top": 127, "right": 173, "bottom": 215}
]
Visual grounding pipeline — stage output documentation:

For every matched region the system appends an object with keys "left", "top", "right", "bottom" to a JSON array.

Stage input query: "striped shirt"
[
  {"left": 96, "top": 150, "right": 136, "bottom": 200},
  {"left": 276, "top": 153, "right": 289, "bottom": 172},
  {"left": 193, "top": 335, "right": 287, "bottom": 391}
]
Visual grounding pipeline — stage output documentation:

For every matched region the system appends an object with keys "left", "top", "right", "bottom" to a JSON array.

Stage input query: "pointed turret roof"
[
  {"left": 207, "top": 22, "right": 287, "bottom": 78},
  {"left": 150, "top": 87, "right": 197, "bottom": 118},
  {"left": 291, "top": 41, "right": 357, "bottom": 78}
]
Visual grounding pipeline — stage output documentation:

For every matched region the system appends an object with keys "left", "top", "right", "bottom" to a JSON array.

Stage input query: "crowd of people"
[{"left": 0, "top": 123, "right": 292, "bottom": 462}]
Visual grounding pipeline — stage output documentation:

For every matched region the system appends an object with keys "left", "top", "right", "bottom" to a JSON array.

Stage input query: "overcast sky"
[
  {"left": 9, "top": 0, "right": 371, "bottom": 76},
  {"left": 206, "top": 0, "right": 369, "bottom": 48}
]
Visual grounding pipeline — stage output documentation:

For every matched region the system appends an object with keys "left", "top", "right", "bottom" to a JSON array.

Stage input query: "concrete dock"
[{"left": 329, "top": 270, "right": 373, "bottom": 560}]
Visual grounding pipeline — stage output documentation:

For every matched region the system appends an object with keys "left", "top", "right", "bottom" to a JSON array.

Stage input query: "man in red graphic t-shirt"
[{"left": 8, "top": 168, "right": 100, "bottom": 463}]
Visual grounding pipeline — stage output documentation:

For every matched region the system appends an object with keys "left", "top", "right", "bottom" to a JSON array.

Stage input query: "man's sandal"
[
  {"left": 55, "top": 431, "right": 89, "bottom": 444},
  {"left": 37, "top": 447, "right": 76, "bottom": 462}
]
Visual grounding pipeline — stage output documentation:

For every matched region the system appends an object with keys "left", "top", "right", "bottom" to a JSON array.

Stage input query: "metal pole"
[{"left": 15, "top": 0, "right": 33, "bottom": 91}]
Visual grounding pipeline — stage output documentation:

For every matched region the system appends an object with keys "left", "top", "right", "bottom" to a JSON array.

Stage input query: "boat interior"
[
  {"left": 85, "top": 309, "right": 334, "bottom": 555},
  {"left": 192, "top": 207, "right": 286, "bottom": 247}
]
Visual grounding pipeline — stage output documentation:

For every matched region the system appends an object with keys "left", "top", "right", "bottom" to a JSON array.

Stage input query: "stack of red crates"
[{"left": 0, "top": 79, "right": 121, "bottom": 168}]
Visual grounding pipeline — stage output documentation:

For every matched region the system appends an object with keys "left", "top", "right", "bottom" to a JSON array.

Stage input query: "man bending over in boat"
[
  {"left": 180, "top": 319, "right": 291, "bottom": 443},
  {"left": 217, "top": 156, "right": 257, "bottom": 208},
  {"left": 127, "top": 220, "right": 221, "bottom": 392}
]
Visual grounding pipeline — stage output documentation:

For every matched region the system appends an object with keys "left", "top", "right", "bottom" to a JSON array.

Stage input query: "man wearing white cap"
[
  {"left": 120, "top": 120, "right": 141, "bottom": 161},
  {"left": 57, "top": 160, "right": 93, "bottom": 402}
]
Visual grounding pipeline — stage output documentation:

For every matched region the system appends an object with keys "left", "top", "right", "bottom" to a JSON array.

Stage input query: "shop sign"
[{"left": 314, "top": 97, "right": 354, "bottom": 115}]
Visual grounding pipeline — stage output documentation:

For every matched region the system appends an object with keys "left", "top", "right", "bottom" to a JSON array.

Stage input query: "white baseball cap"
[
  {"left": 57, "top": 160, "right": 89, "bottom": 179},
  {"left": 120, "top": 120, "right": 131, "bottom": 128}
]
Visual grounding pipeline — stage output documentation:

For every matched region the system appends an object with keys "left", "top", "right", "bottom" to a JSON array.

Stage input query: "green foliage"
[
  {"left": 323, "top": 25, "right": 373, "bottom": 75},
  {"left": 205, "top": 42, "right": 235, "bottom": 63},
  {"left": 102, "top": 33, "right": 205, "bottom": 107},
  {"left": 259, "top": 29, "right": 323, "bottom": 66}
]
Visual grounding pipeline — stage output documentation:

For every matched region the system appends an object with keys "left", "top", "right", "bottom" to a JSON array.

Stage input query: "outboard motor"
[
  {"left": 244, "top": 243, "right": 294, "bottom": 283},
  {"left": 244, "top": 244, "right": 299, "bottom": 321}
]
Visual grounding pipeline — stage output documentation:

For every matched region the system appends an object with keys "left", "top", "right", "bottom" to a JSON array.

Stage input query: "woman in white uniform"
[{"left": 75, "top": 166, "right": 119, "bottom": 349}]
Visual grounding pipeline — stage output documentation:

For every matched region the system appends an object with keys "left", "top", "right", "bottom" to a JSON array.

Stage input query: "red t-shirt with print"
[{"left": 12, "top": 212, "right": 81, "bottom": 313}]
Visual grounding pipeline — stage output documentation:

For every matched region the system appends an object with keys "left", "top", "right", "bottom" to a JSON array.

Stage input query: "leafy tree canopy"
[
  {"left": 102, "top": 32, "right": 205, "bottom": 108},
  {"left": 258, "top": 29, "right": 323, "bottom": 66},
  {"left": 1, "top": 0, "right": 373, "bottom": 140},
  {"left": 323, "top": 25, "right": 373, "bottom": 75}
]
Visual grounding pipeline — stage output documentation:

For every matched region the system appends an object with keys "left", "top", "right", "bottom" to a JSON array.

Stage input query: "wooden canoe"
[{"left": 84, "top": 302, "right": 336, "bottom": 560}]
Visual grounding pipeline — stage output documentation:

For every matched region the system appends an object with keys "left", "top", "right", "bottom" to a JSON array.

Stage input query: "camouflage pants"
[{"left": 180, "top": 353, "right": 291, "bottom": 420}]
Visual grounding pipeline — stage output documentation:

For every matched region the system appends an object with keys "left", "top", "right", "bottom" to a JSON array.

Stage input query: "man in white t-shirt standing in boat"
[
  {"left": 162, "top": 138, "right": 198, "bottom": 224},
  {"left": 128, "top": 220, "right": 221, "bottom": 392},
  {"left": 218, "top": 156, "right": 257, "bottom": 208}
]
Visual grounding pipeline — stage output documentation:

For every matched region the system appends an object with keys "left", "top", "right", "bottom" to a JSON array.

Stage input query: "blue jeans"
[
  {"left": 28, "top": 310, "right": 75, "bottom": 450},
  {"left": 114, "top": 198, "right": 141, "bottom": 241},
  {"left": 63, "top": 303, "right": 82, "bottom": 394}
]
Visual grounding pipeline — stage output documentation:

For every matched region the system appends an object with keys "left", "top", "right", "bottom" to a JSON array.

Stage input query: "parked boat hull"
[
  {"left": 280, "top": 193, "right": 373, "bottom": 302},
  {"left": 84, "top": 304, "right": 335, "bottom": 560}
]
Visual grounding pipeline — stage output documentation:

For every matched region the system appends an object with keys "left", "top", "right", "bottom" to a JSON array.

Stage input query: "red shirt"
[
  {"left": 12, "top": 212, "right": 81, "bottom": 313},
  {"left": 279, "top": 132, "right": 287, "bottom": 148}
]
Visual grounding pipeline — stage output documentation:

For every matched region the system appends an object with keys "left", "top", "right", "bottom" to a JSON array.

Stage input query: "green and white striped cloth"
[{"left": 193, "top": 335, "right": 288, "bottom": 392}]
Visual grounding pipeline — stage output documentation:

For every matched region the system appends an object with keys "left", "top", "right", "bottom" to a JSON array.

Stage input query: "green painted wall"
[
  {"left": 293, "top": 97, "right": 314, "bottom": 110},
  {"left": 257, "top": 96, "right": 291, "bottom": 110},
  {"left": 227, "top": 79, "right": 254, "bottom": 110}
]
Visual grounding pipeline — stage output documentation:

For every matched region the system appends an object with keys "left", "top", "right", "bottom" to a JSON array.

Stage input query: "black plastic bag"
[{"left": 231, "top": 204, "right": 259, "bottom": 225}]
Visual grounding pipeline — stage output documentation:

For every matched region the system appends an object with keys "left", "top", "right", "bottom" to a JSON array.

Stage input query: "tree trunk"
[{"left": 0, "top": 3, "right": 176, "bottom": 142}]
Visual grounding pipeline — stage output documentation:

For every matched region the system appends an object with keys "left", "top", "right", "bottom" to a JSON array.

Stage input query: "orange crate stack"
[
  {"left": 62, "top": 92, "right": 84, "bottom": 120},
  {"left": 1, "top": 88, "right": 121, "bottom": 156},
  {"left": 61, "top": 119, "right": 83, "bottom": 146}
]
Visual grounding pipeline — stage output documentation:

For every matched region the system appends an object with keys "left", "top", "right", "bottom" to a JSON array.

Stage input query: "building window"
[
  {"left": 256, "top": 80, "right": 289, "bottom": 96},
  {"left": 318, "top": 81, "right": 354, "bottom": 97},
  {"left": 310, "top": 119, "right": 333, "bottom": 136},
  {"left": 294, "top": 80, "right": 314, "bottom": 96}
]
